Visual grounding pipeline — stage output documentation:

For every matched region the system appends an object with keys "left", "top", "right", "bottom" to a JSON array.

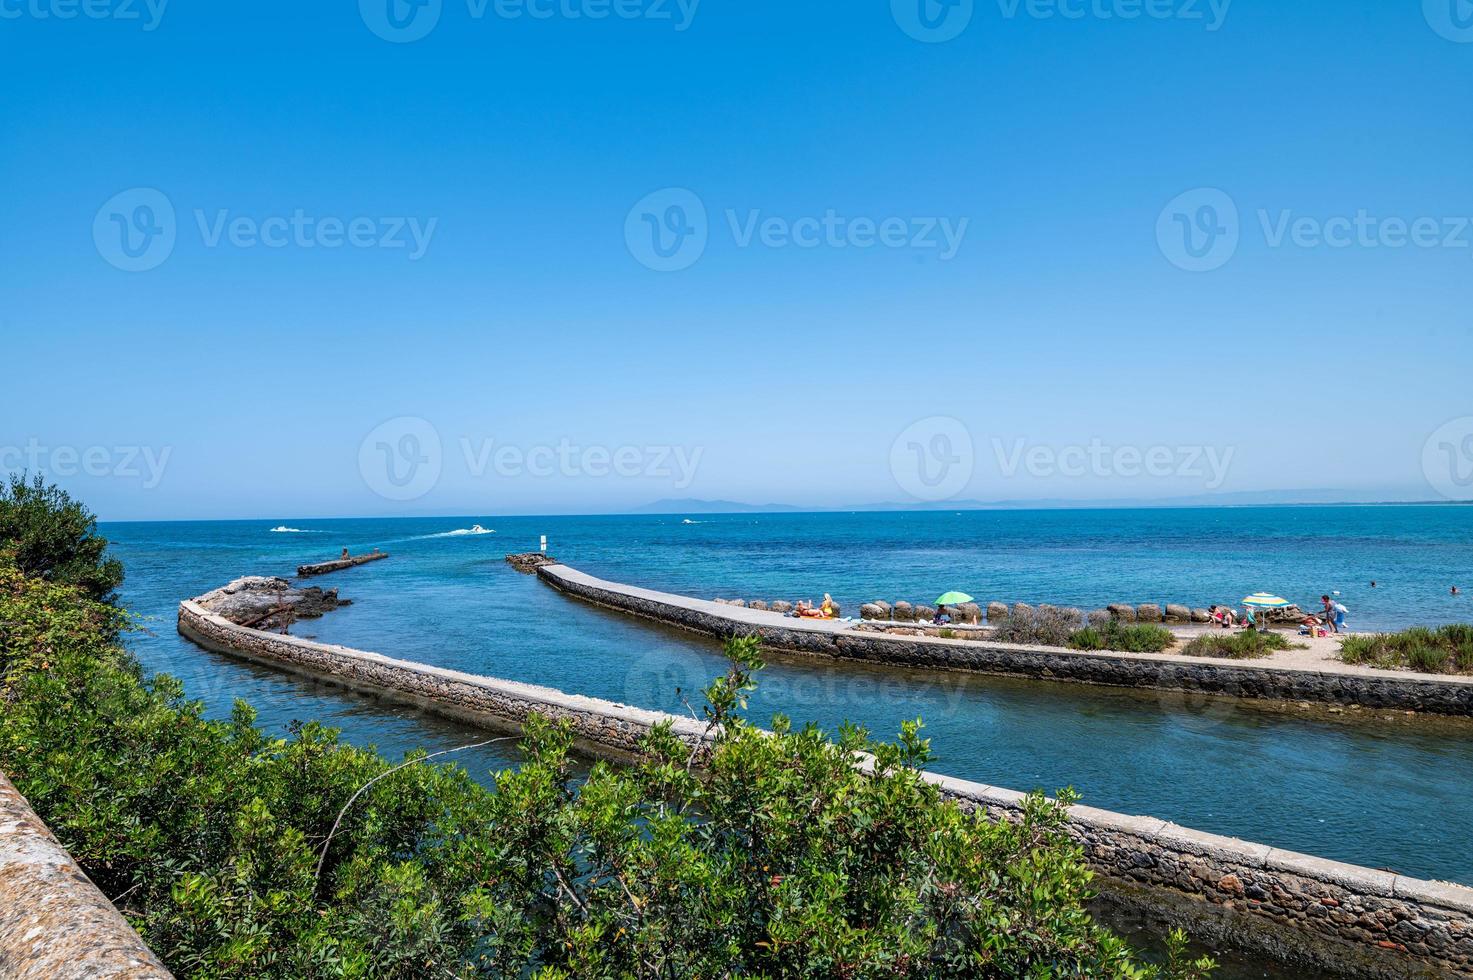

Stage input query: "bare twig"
[{"left": 311, "top": 735, "right": 517, "bottom": 896}]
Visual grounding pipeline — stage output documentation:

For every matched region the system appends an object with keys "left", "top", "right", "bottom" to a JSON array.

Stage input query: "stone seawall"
[
  {"left": 537, "top": 564, "right": 1473, "bottom": 716},
  {"left": 0, "top": 772, "right": 174, "bottom": 980},
  {"left": 177, "top": 598, "right": 1473, "bottom": 977}
]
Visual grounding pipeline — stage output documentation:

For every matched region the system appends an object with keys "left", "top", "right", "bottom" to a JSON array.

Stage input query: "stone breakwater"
[
  {"left": 538, "top": 564, "right": 1473, "bottom": 717},
  {"left": 0, "top": 772, "right": 174, "bottom": 979},
  {"left": 175, "top": 593, "right": 1473, "bottom": 977}
]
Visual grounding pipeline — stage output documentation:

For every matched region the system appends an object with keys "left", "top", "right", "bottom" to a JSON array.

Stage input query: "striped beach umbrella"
[{"left": 1242, "top": 593, "right": 1293, "bottom": 609}]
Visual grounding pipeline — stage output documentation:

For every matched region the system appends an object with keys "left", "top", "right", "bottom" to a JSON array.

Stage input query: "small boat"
[{"left": 470, "top": 524, "right": 491, "bottom": 534}]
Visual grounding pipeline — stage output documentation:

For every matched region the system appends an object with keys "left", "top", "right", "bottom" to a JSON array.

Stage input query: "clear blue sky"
[{"left": 3, "top": 0, "right": 1472, "bottom": 519}]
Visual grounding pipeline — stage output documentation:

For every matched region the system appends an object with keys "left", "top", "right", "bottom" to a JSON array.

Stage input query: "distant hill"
[{"left": 633, "top": 498, "right": 805, "bottom": 514}]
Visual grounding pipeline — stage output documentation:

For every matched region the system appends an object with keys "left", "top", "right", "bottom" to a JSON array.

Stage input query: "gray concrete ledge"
[
  {"left": 178, "top": 597, "right": 1473, "bottom": 978},
  {"left": 0, "top": 772, "right": 173, "bottom": 980},
  {"left": 537, "top": 563, "right": 1473, "bottom": 717}
]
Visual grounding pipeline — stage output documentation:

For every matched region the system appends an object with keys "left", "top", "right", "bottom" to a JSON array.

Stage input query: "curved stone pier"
[
  {"left": 537, "top": 564, "right": 1473, "bottom": 717},
  {"left": 178, "top": 596, "right": 1473, "bottom": 977},
  {"left": 0, "top": 773, "right": 173, "bottom": 979}
]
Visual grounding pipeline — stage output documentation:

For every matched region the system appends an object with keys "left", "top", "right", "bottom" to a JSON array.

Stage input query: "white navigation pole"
[{"left": 540, "top": 534, "right": 547, "bottom": 554}]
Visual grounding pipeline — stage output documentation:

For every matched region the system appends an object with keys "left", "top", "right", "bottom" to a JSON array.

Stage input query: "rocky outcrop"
[
  {"left": 192, "top": 577, "right": 349, "bottom": 630},
  {"left": 770, "top": 600, "right": 793, "bottom": 614},
  {"left": 748, "top": 600, "right": 768, "bottom": 611},
  {"left": 892, "top": 601, "right": 915, "bottom": 622},
  {"left": 1191, "top": 608, "right": 1213, "bottom": 623},
  {"left": 987, "top": 601, "right": 1010, "bottom": 622},
  {"left": 1107, "top": 603, "right": 1137, "bottom": 622},
  {"left": 860, "top": 603, "right": 886, "bottom": 620},
  {"left": 1164, "top": 604, "right": 1192, "bottom": 624},
  {"left": 505, "top": 553, "right": 557, "bottom": 573},
  {"left": 1137, "top": 603, "right": 1162, "bottom": 624}
]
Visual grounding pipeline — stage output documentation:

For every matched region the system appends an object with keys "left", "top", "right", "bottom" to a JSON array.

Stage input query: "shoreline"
[{"left": 536, "top": 564, "right": 1473, "bottom": 717}]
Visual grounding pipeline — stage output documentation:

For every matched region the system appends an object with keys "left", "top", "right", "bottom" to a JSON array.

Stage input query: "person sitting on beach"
[
  {"left": 1209, "top": 605, "right": 1235, "bottom": 628},
  {"left": 341, "top": 547, "right": 350, "bottom": 560},
  {"left": 934, "top": 605, "right": 951, "bottom": 625},
  {"left": 1239, "top": 608, "right": 1257, "bottom": 630},
  {"left": 1300, "top": 614, "right": 1327, "bottom": 638},
  {"left": 795, "top": 600, "right": 826, "bottom": 619},
  {"left": 820, "top": 593, "right": 836, "bottom": 618}
]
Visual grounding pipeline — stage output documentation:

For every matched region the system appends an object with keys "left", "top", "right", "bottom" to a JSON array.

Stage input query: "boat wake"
[
  {"left": 417, "top": 525, "right": 496, "bottom": 539},
  {"left": 269, "top": 526, "right": 322, "bottom": 533}
]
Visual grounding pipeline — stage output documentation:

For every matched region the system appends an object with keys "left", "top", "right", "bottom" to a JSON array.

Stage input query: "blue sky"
[{"left": 3, "top": 0, "right": 1473, "bottom": 519}]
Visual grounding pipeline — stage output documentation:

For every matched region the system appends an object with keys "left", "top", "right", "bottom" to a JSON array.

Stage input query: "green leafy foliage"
[
  {"left": 0, "top": 473, "right": 124, "bottom": 603},
  {"left": 0, "top": 552, "right": 1212, "bottom": 978},
  {"left": 1179, "top": 630, "right": 1295, "bottom": 660},
  {"left": 1337, "top": 625, "right": 1473, "bottom": 675},
  {"left": 1069, "top": 621, "right": 1176, "bottom": 653}
]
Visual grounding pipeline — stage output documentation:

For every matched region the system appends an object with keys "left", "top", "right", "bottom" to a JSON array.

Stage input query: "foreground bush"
[
  {"left": 1338, "top": 625, "right": 1473, "bottom": 675},
  {"left": 0, "top": 548, "right": 1212, "bottom": 977},
  {"left": 0, "top": 473, "right": 123, "bottom": 603},
  {"left": 1070, "top": 621, "right": 1176, "bottom": 654},
  {"left": 1179, "top": 629, "right": 1295, "bottom": 660}
]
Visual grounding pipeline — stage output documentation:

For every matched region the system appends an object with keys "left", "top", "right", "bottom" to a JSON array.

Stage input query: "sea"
[{"left": 102, "top": 505, "right": 1473, "bottom": 976}]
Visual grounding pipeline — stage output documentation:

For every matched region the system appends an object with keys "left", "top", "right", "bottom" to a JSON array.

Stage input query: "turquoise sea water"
[{"left": 105, "top": 506, "right": 1473, "bottom": 900}]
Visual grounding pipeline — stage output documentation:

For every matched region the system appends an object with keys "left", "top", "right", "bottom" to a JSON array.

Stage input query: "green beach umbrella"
[{"left": 935, "top": 591, "right": 974, "bottom": 606}]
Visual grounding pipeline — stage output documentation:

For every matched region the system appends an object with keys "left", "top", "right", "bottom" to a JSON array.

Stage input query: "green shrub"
[
  {"left": 990, "top": 604, "right": 1081, "bottom": 647},
  {"left": 0, "top": 553, "right": 1213, "bottom": 979},
  {"left": 1069, "top": 620, "right": 1175, "bottom": 654},
  {"left": 0, "top": 474, "right": 123, "bottom": 603},
  {"left": 1337, "top": 626, "right": 1473, "bottom": 675},
  {"left": 1180, "top": 630, "right": 1294, "bottom": 660}
]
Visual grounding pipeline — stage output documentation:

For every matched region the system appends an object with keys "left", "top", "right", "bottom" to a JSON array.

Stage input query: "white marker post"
[{"left": 539, "top": 535, "right": 547, "bottom": 554}]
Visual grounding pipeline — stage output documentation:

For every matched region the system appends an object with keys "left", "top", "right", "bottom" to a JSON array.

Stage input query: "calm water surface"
[{"left": 105, "top": 508, "right": 1473, "bottom": 899}]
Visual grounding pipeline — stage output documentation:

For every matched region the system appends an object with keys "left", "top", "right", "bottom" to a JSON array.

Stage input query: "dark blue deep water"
[{"left": 105, "top": 507, "right": 1473, "bottom": 898}]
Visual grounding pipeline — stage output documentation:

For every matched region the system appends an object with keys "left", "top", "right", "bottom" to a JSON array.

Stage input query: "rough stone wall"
[
  {"left": 538, "top": 565, "right": 1473, "bottom": 716},
  {"left": 0, "top": 773, "right": 173, "bottom": 980},
  {"left": 178, "top": 598, "right": 1473, "bottom": 978}
]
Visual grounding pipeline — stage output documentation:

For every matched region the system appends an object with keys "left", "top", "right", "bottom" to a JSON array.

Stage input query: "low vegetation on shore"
[
  {"left": 0, "top": 480, "right": 1213, "bottom": 978},
  {"left": 990, "top": 606, "right": 1176, "bottom": 653},
  {"left": 1338, "top": 626, "right": 1473, "bottom": 675},
  {"left": 1179, "top": 630, "right": 1295, "bottom": 660}
]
